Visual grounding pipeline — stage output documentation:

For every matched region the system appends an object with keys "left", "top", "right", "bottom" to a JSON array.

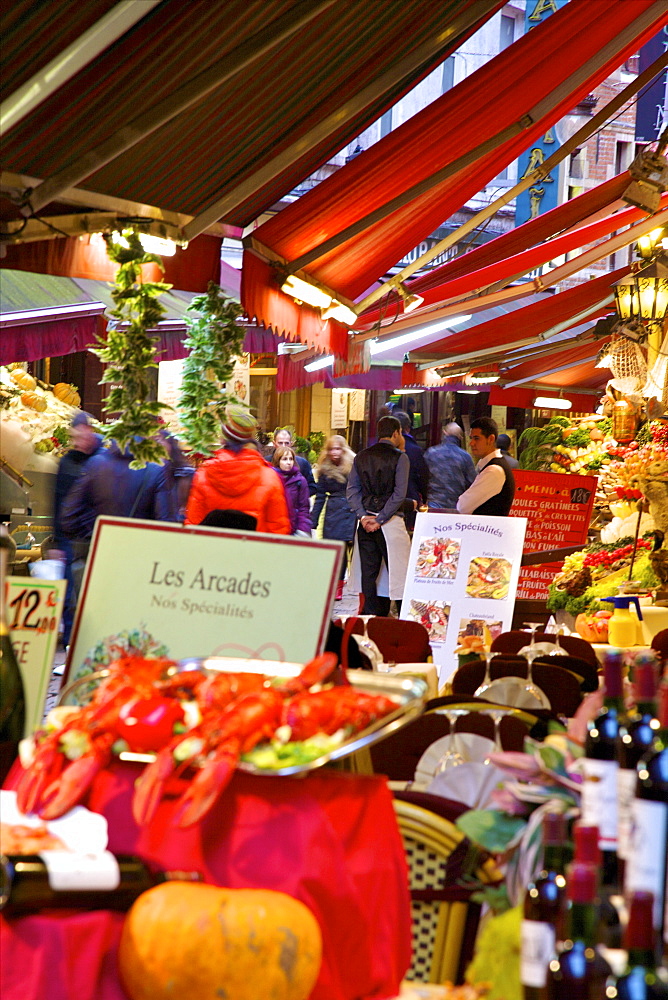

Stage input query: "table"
[{"left": 2, "top": 764, "right": 412, "bottom": 1000}]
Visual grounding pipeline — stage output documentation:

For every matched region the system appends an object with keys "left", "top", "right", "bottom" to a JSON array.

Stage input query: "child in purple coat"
[{"left": 272, "top": 446, "right": 312, "bottom": 536}]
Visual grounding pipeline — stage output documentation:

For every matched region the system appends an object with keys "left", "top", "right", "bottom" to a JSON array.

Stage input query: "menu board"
[
  {"left": 510, "top": 471, "right": 597, "bottom": 600},
  {"left": 6, "top": 577, "right": 66, "bottom": 733},
  {"left": 66, "top": 518, "right": 343, "bottom": 684},
  {"left": 401, "top": 512, "right": 527, "bottom": 683}
]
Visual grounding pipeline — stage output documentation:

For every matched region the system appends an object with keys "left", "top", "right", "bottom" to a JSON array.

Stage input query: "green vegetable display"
[{"left": 177, "top": 283, "right": 246, "bottom": 456}]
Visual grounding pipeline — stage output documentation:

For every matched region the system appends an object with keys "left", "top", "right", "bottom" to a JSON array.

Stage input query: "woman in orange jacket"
[{"left": 184, "top": 405, "right": 291, "bottom": 534}]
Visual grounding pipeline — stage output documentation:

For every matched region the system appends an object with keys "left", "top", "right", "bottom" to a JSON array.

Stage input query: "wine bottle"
[
  {"left": 546, "top": 862, "right": 612, "bottom": 998},
  {"left": 572, "top": 822, "right": 623, "bottom": 949},
  {"left": 580, "top": 648, "right": 625, "bottom": 892},
  {"left": 608, "top": 890, "right": 668, "bottom": 999},
  {"left": 0, "top": 852, "right": 202, "bottom": 915},
  {"left": 521, "top": 811, "right": 569, "bottom": 999},
  {"left": 625, "top": 681, "right": 668, "bottom": 963},
  {"left": 617, "top": 660, "right": 659, "bottom": 879},
  {"left": 0, "top": 524, "right": 26, "bottom": 786}
]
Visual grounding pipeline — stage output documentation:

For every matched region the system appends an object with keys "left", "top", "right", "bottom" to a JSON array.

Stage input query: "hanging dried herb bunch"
[
  {"left": 177, "top": 282, "right": 246, "bottom": 456},
  {"left": 93, "top": 231, "right": 172, "bottom": 468}
]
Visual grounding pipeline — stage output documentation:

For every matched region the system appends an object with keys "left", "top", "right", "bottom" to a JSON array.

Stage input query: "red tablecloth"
[{"left": 2, "top": 763, "right": 412, "bottom": 1000}]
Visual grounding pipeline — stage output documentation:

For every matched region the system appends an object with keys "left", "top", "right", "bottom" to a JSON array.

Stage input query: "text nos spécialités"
[{"left": 148, "top": 561, "right": 271, "bottom": 598}]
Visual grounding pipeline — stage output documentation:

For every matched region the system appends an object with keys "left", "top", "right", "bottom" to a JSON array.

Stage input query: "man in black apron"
[
  {"left": 347, "top": 415, "right": 410, "bottom": 616},
  {"left": 456, "top": 417, "right": 515, "bottom": 516}
]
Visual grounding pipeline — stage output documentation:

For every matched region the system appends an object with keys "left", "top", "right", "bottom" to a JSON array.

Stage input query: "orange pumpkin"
[
  {"left": 53, "top": 382, "right": 81, "bottom": 407},
  {"left": 20, "top": 391, "right": 47, "bottom": 412},
  {"left": 118, "top": 882, "right": 323, "bottom": 1000},
  {"left": 10, "top": 369, "right": 36, "bottom": 391}
]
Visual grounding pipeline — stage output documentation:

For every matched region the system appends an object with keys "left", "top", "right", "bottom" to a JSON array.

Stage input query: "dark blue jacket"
[
  {"left": 60, "top": 443, "right": 172, "bottom": 540},
  {"left": 311, "top": 472, "right": 356, "bottom": 541}
]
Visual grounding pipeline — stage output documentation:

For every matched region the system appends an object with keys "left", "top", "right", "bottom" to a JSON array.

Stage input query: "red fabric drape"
[
  {"left": 488, "top": 386, "right": 601, "bottom": 410},
  {"left": 1, "top": 234, "right": 223, "bottom": 292},
  {"left": 242, "top": 0, "right": 665, "bottom": 344},
  {"left": 498, "top": 338, "right": 604, "bottom": 385},
  {"left": 276, "top": 354, "right": 397, "bottom": 392},
  {"left": 242, "top": 253, "right": 350, "bottom": 357},
  {"left": 0, "top": 315, "right": 101, "bottom": 364}
]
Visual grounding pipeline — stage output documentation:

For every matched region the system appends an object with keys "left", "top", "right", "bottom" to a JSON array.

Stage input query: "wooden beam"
[
  {"left": 1, "top": 170, "right": 235, "bottom": 239},
  {"left": 182, "top": 0, "right": 502, "bottom": 240},
  {"left": 24, "top": 0, "right": 336, "bottom": 215},
  {"left": 0, "top": 212, "right": 183, "bottom": 245}
]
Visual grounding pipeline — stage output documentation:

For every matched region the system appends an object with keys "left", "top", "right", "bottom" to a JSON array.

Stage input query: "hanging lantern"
[
  {"left": 635, "top": 260, "right": 668, "bottom": 325},
  {"left": 613, "top": 271, "right": 639, "bottom": 321}
]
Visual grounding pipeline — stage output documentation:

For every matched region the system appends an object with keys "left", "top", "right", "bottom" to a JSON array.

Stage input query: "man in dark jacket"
[
  {"left": 60, "top": 440, "right": 173, "bottom": 541},
  {"left": 346, "top": 415, "right": 411, "bottom": 616},
  {"left": 496, "top": 433, "right": 519, "bottom": 470},
  {"left": 457, "top": 417, "right": 515, "bottom": 516},
  {"left": 394, "top": 411, "right": 428, "bottom": 529},
  {"left": 425, "top": 421, "right": 475, "bottom": 511},
  {"left": 53, "top": 413, "right": 103, "bottom": 645}
]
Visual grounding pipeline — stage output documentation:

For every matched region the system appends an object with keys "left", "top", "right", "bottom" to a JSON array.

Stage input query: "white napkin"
[
  {"left": 425, "top": 761, "right": 505, "bottom": 810},
  {"left": 414, "top": 732, "right": 495, "bottom": 788},
  {"left": 0, "top": 789, "right": 109, "bottom": 852}
]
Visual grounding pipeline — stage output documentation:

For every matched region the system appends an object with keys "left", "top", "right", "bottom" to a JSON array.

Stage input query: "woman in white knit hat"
[{"left": 184, "top": 405, "right": 291, "bottom": 534}]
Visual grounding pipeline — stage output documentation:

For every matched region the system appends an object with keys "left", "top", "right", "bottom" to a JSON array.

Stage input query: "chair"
[
  {"left": 491, "top": 629, "right": 598, "bottom": 667},
  {"left": 393, "top": 798, "right": 501, "bottom": 985},
  {"left": 366, "top": 617, "right": 432, "bottom": 663},
  {"left": 369, "top": 698, "right": 535, "bottom": 781},
  {"left": 451, "top": 658, "right": 584, "bottom": 717}
]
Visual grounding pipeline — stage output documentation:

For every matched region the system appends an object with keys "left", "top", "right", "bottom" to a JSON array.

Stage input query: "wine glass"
[
  {"left": 547, "top": 626, "right": 568, "bottom": 657},
  {"left": 483, "top": 708, "right": 506, "bottom": 764},
  {"left": 432, "top": 709, "right": 466, "bottom": 772},
  {"left": 474, "top": 649, "right": 497, "bottom": 697},
  {"left": 521, "top": 644, "right": 551, "bottom": 709}
]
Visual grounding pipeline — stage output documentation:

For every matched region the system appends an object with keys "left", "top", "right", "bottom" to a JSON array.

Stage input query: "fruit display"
[
  {"left": 16, "top": 653, "right": 400, "bottom": 829},
  {"left": 119, "top": 882, "right": 323, "bottom": 1000},
  {"left": 0, "top": 364, "right": 85, "bottom": 470}
]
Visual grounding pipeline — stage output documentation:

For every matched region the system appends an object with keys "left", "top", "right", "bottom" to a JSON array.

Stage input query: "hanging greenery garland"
[
  {"left": 92, "top": 231, "right": 172, "bottom": 467},
  {"left": 177, "top": 282, "right": 246, "bottom": 456}
]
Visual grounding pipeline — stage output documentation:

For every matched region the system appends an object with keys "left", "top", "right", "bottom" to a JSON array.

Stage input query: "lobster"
[
  {"left": 131, "top": 653, "right": 339, "bottom": 828},
  {"left": 283, "top": 687, "right": 398, "bottom": 742}
]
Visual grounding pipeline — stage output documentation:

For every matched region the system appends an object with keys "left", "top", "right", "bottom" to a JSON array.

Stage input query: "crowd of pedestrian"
[{"left": 53, "top": 400, "right": 516, "bottom": 638}]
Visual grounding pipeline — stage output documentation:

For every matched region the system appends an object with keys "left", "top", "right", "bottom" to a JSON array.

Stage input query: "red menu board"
[{"left": 509, "top": 470, "right": 597, "bottom": 600}]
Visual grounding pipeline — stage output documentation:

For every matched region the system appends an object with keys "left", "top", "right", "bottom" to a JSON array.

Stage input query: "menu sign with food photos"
[
  {"left": 401, "top": 512, "right": 527, "bottom": 683},
  {"left": 510, "top": 471, "right": 597, "bottom": 601}
]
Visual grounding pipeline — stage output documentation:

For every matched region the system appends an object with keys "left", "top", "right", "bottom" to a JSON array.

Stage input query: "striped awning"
[{"left": 1, "top": 0, "right": 502, "bottom": 233}]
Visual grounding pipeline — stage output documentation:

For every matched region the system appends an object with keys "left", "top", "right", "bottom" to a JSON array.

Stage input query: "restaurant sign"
[
  {"left": 401, "top": 512, "right": 527, "bottom": 683},
  {"left": 66, "top": 518, "right": 343, "bottom": 684},
  {"left": 509, "top": 471, "right": 597, "bottom": 600}
]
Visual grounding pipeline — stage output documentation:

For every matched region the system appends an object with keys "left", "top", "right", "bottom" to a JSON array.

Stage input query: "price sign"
[
  {"left": 510, "top": 471, "right": 597, "bottom": 600},
  {"left": 6, "top": 578, "right": 66, "bottom": 734}
]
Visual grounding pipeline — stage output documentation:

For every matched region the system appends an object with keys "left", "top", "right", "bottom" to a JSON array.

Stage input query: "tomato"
[{"left": 117, "top": 696, "right": 186, "bottom": 753}]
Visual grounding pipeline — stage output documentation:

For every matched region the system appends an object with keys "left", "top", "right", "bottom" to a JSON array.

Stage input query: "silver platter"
[{"left": 58, "top": 656, "right": 428, "bottom": 777}]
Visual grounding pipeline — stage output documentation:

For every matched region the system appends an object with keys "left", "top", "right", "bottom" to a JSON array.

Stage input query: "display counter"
[{"left": 2, "top": 762, "right": 412, "bottom": 1000}]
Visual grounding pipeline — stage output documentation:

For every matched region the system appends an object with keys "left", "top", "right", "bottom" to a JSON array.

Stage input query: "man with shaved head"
[{"left": 424, "top": 420, "right": 475, "bottom": 511}]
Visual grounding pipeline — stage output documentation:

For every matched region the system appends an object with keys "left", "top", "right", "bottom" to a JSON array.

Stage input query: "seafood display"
[
  {"left": 407, "top": 599, "right": 450, "bottom": 641},
  {"left": 414, "top": 537, "right": 461, "bottom": 580},
  {"left": 465, "top": 557, "right": 512, "bottom": 601},
  {"left": 16, "top": 653, "right": 405, "bottom": 829},
  {"left": 0, "top": 822, "right": 67, "bottom": 854}
]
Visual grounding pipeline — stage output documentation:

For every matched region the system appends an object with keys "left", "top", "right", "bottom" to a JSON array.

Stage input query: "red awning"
[
  {"left": 0, "top": 233, "right": 224, "bottom": 292},
  {"left": 404, "top": 268, "right": 624, "bottom": 378},
  {"left": 2, "top": 0, "right": 501, "bottom": 230},
  {"left": 242, "top": 0, "right": 665, "bottom": 349}
]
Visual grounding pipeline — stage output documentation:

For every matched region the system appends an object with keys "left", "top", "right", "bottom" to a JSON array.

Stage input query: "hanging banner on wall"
[
  {"left": 401, "top": 512, "right": 527, "bottom": 683},
  {"left": 65, "top": 518, "right": 343, "bottom": 685},
  {"left": 331, "top": 390, "right": 349, "bottom": 428},
  {"left": 348, "top": 389, "right": 366, "bottom": 422},
  {"left": 510, "top": 471, "right": 597, "bottom": 600}
]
